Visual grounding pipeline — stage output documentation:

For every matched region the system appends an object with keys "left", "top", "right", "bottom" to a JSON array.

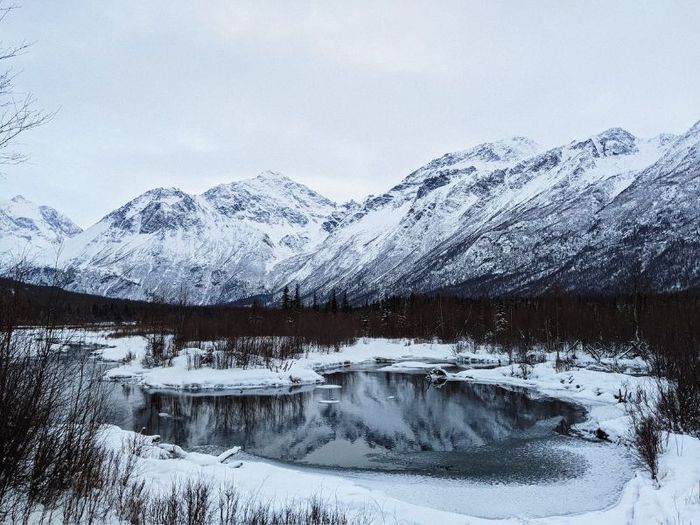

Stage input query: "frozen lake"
[
  {"left": 106, "top": 367, "right": 634, "bottom": 517},
  {"left": 110, "top": 369, "right": 589, "bottom": 480}
]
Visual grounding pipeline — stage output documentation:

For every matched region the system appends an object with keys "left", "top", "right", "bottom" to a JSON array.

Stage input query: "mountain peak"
[
  {"left": 569, "top": 127, "right": 638, "bottom": 158},
  {"left": 201, "top": 172, "right": 336, "bottom": 231},
  {"left": 205, "top": 172, "right": 334, "bottom": 206},
  {"left": 0, "top": 195, "right": 81, "bottom": 257},
  {"left": 460, "top": 136, "right": 541, "bottom": 165},
  {"left": 493, "top": 135, "right": 541, "bottom": 152},
  {"left": 405, "top": 136, "right": 540, "bottom": 185},
  {"left": 255, "top": 170, "right": 290, "bottom": 182},
  {"left": 144, "top": 187, "right": 188, "bottom": 199},
  {"left": 596, "top": 127, "right": 635, "bottom": 141},
  {"left": 594, "top": 127, "right": 637, "bottom": 157},
  {"left": 99, "top": 186, "right": 200, "bottom": 235}
]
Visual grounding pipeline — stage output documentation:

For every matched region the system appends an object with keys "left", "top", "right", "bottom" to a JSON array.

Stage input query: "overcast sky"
[{"left": 2, "top": 0, "right": 700, "bottom": 227}]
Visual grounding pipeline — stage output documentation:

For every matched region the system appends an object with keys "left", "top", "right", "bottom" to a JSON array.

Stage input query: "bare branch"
[
  {"left": 0, "top": 3, "right": 19, "bottom": 25},
  {"left": 0, "top": 3, "right": 49, "bottom": 166}
]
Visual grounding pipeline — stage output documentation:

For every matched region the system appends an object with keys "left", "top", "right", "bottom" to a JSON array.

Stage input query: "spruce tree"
[
  {"left": 294, "top": 284, "right": 301, "bottom": 310},
  {"left": 341, "top": 291, "right": 351, "bottom": 313},
  {"left": 329, "top": 289, "right": 338, "bottom": 314},
  {"left": 282, "top": 285, "right": 290, "bottom": 310}
]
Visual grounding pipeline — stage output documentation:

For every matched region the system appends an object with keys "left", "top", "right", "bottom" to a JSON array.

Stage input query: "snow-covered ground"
[
  {"left": 78, "top": 331, "right": 700, "bottom": 523},
  {"left": 100, "top": 337, "right": 500, "bottom": 390},
  {"left": 101, "top": 423, "right": 700, "bottom": 525}
]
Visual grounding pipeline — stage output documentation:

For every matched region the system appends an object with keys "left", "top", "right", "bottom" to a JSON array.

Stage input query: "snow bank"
[
  {"left": 453, "top": 363, "right": 653, "bottom": 440},
  {"left": 98, "top": 424, "right": 700, "bottom": 525},
  {"left": 104, "top": 338, "right": 463, "bottom": 391},
  {"left": 98, "top": 425, "right": 483, "bottom": 525},
  {"left": 378, "top": 360, "right": 454, "bottom": 371},
  {"left": 90, "top": 333, "right": 148, "bottom": 362},
  {"left": 547, "top": 433, "right": 700, "bottom": 525},
  {"left": 105, "top": 352, "right": 324, "bottom": 391}
]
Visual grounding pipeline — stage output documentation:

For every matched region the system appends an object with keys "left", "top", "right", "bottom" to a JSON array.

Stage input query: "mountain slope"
[
  {"left": 277, "top": 138, "right": 544, "bottom": 295},
  {"left": 0, "top": 195, "right": 82, "bottom": 265},
  {"left": 285, "top": 127, "right": 684, "bottom": 301},
  {"left": 394, "top": 129, "right": 684, "bottom": 298},
  {"left": 547, "top": 122, "right": 700, "bottom": 293}
]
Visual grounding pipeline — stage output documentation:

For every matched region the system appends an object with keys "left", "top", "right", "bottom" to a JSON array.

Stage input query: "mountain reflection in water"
[{"left": 108, "top": 370, "right": 586, "bottom": 481}]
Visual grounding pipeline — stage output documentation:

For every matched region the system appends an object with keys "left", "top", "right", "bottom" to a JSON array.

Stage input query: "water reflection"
[{"left": 108, "top": 371, "right": 585, "bottom": 480}]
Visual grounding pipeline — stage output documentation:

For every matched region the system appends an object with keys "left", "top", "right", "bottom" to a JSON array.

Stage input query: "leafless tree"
[{"left": 0, "top": 1, "right": 51, "bottom": 168}]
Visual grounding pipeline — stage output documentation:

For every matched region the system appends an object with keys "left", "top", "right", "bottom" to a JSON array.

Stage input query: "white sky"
[{"left": 2, "top": 0, "right": 700, "bottom": 227}]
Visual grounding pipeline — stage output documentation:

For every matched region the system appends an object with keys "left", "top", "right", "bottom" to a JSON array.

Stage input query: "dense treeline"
[{"left": 2, "top": 277, "right": 698, "bottom": 352}]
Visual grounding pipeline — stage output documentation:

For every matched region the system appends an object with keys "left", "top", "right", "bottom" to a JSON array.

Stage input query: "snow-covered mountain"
[
  {"left": 4, "top": 121, "right": 699, "bottom": 303},
  {"left": 0, "top": 195, "right": 82, "bottom": 265},
  {"left": 47, "top": 171, "right": 343, "bottom": 303},
  {"left": 284, "top": 126, "right": 691, "bottom": 301},
  {"left": 548, "top": 122, "right": 700, "bottom": 293}
]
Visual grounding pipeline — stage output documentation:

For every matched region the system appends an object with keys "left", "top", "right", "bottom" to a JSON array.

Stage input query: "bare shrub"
[
  {"left": 626, "top": 388, "right": 664, "bottom": 481},
  {"left": 0, "top": 328, "right": 111, "bottom": 521},
  {"left": 114, "top": 479, "right": 368, "bottom": 525},
  {"left": 650, "top": 342, "right": 700, "bottom": 437},
  {"left": 0, "top": 261, "right": 113, "bottom": 522},
  {"left": 143, "top": 480, "right": 212, "bottom": 525},
  {"left": 633, "top": 416, "right": 663, "bottom": 481},
  {"left": 142, "top": 324, "right": 175, "bottom": 368},
  {"left": 208, "top": 336, "right": 306, "bottom": 371}
]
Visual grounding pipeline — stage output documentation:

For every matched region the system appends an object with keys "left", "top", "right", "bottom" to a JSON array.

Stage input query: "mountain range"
[{"left": 1, "top": 120, "right": 699, "bottom": 304}]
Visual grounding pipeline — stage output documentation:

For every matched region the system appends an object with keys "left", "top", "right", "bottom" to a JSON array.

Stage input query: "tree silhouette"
[
  {"left": 326, "top": 289, "right": 338, "bottom": 314},
  {"left": 293, "top": 284, "right": 301, "bottom": 310},
  {"left": 341, "top": 291, "right": 351, "bottom": 313},
  {"left": 281, "top": 285, "right": 290, "bottom": 310}
]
